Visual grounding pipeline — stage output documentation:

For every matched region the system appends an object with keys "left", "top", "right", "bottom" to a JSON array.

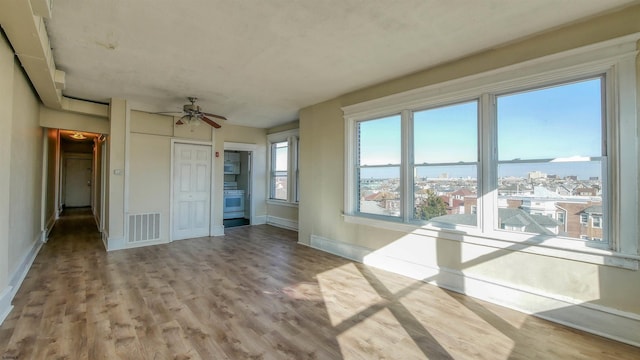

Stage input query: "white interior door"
[
  {"left": 172, "top": 143, "right": 211, "bottom": 240},
  {"left": 64, "top": 158, "right": 92, "bottom": 207}
]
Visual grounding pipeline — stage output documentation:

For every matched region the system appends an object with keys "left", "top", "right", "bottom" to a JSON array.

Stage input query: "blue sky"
[{"left": 358, "top": 77, "right": 603, "bottom": 179}]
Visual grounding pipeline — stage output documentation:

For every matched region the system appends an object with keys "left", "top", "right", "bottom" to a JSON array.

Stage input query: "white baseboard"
[
  {"left": 101, "top": 230, "right": 108, "bottom": 250},
  {"left": 107, "top": 235, "right": 125, "bottom": 251},
  {"left": 0, "top": 286, "right": 13, "bottom": 326},
  {"left": 310, "top": 235, "right": 368, "bottom": 261},
  {"left": 45, "top": 214, "right": 56, "bottom": 240},
  {"left": 309, "top": 234, "right": 640, "bottom": 347},
  {"left": 93, "top": 213, "right": 102, "bottom": 233},
  {"left": 0, "top": 232, "right": 45, "bottom": 325},
  {"left": 211, "top": 224, "right": 225, "bottom": 237},
  {"left": 9, "top": 233, "right": 44, "bottom": 300},
  {"left": 267, "top": 216, "right": 298, "bottom": 231},
  {"left": 253, "top": 215, "right": 267, "bottom": 225}
]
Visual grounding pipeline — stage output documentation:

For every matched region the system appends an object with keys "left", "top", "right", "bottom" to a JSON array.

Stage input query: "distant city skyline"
[{"left": 360, "top": 160, "right": 601, "bottom": 180}]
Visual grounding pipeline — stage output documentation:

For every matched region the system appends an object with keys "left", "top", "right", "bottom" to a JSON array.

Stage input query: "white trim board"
[
  {"left": 107, "top": 235, "right": 125, "bottom": 251},
  {"left": 0, "top": 232, "right": 45, "bottom": 325},
  {"left": 211, "top": 224, "right": 225, "bottom": 237},
  {"left": 9, "top": 233, "right": 44, "bottom": 300},
  {"left": 308, "top": 234, "right": 640, "bottom": 347},
  {"left": 253, "top": 215, "right": 267, "bottom": 226},
  {"left": 0, "top": 286, "right": 13, "bottom": 326},
  {"left": 266, "top": 216, "right": 299, "bottom": 231}
]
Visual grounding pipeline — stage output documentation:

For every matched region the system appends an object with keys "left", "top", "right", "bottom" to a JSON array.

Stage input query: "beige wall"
[
  {"left": 266, "top": 204, "right": 298, "bottom": 222},
  {"left": 6, "top": 54, "right": 44, "bottom": 285},
  {"left": 0, "top": 31, "right": 44, "bottom": 318},
  {"left": 40, "top": 107, "right": 109, "bottom": 134},
  {"left": 298, "top": 4, "right": 640, "bottom": 320},
  {"left": 267, "top": 120, "right": 299, "bottom": 135},
  {"left": 0, "top": 33, "right": 15, "bottom": 298},
  {"left": 128, "top": 132, "right": 171, "bottom": 242}
]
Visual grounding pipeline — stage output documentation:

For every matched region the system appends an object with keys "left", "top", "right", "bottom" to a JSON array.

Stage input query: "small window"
[
  {"left": 557, "top": 212, "right": 565, "bottom": 224},
  {"left": 580, "top": 213, "right": 589, "bottom": 224},
  {"left": 268, "top": 129, "right": 299, "bottom": 204},
  {"left": 592, "top": 215, "right": 602, "bottom": 228},
  {"left": 270, "top": 141, "right": 288, "bottom": 200}
]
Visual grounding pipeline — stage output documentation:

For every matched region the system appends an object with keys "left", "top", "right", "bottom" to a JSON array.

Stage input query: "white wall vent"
[{"left": 128, "top": 213, "right": 161, "bottom": 243}]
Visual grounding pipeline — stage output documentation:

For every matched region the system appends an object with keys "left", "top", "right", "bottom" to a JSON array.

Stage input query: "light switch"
[{"left": 114, "top": 169, "right": 122, "bottom": 175}]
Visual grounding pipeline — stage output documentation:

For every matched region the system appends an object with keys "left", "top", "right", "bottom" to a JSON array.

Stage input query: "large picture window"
[{"left": 343, "top": 37, "right": 639, "bottom": 263}]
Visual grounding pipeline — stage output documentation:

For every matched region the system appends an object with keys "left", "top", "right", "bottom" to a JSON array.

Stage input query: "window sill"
[
  {"left": 267, "top": 199, "right": 299, "bottom": 208},
  {"left": 343, "top": 214, "right": 639, "bottom": 270}
]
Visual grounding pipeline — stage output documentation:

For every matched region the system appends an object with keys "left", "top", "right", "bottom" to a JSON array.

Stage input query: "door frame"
[
  {"left": 224, "top": 142, "right": 260, "bottom": 227},
  {"left": 170, "top": 139, "right": 214, "bottom": 242}
]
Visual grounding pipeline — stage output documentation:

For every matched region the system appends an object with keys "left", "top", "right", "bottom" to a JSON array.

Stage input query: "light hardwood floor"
[{"left": 1, "top": 208, "right": 639, "bottom": 359}]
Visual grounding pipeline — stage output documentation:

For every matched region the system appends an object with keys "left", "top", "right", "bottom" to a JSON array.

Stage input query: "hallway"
[{"left": 1, "top": 210, "right": 640, "bottom": 359}]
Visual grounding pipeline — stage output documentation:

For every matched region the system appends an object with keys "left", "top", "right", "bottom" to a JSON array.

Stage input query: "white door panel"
[
  {"left": 65, "top": 158, "right": 92, "bottom": 207},
  {"left": 173, "top": 143, "right": 211, "bottom": 240}
]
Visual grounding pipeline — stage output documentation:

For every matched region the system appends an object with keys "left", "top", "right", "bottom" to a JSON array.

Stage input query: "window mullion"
[
  {"left": 479, "top": 93, "right": 497, "bottom": 233},
  {"left": 401, "top": 110, "right": 413, "bottom": 223}
]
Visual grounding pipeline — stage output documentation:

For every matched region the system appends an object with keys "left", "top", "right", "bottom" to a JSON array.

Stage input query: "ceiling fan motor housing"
[{"left": 183, "top": 103, "right": 201, "bottom": 113}]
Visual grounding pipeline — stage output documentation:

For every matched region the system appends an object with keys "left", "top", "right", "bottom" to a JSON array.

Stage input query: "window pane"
[
  {"left": 496, "top": 78, "right": 605, "bottom": 243},
  {"left": 413, "top": 101, "right": 478, "bottom": 226},
  {"left": 414, "top": 165, "right": 478, "bottom": 224},
  {"left": 414, "top": 101, "right": 477, "bottom": 163},
  {"left": 358, "top": 115, "right": 401, "bottom": 166},
  {"left": 271, "top": 141, "right": 289, "bottom": 200},
  {"left": 274, "top": 142, "right": 288, "bottom": 171},
  {"left": 498, "top": 78, "right": 602, "bottom": 161},
  {"left": 272, "top": 173, "right": 287, "bottom": 200},
  {"left": 358, "top": 167, "right": 400, "bottom": 217}
]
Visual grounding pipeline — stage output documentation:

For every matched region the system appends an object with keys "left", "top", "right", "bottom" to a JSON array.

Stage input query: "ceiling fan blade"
[
  {"left": 175, "top": 115, "right": 188, "bottom": 125},
  {"left": 202, "top": 112, "right": 227, "bottom": 121},
  {"left": 199, "top": 115, "right": 221, "bottom": 129}
]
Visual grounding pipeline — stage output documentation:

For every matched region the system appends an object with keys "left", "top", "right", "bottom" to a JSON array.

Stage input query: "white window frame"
[
  {"left": 580, "top": 213, "right": 589, "bottom": 225},
  {"left": 267, "top": 129, "right": 299, "bottom": 206},
  {"left": 342, "top": 34, "right": 639, "bottom": 269},
  {"left": 592, "top": 214, "right": 602, "bottom": 229}
]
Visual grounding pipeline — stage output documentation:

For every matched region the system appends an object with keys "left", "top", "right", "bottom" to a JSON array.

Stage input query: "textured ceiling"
[{"left": 45, "top": 0, "right": 636, "bottom": 128}]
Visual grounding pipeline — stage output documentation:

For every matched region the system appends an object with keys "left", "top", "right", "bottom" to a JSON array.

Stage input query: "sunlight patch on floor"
[
  {"left": 399, "top": 293, "right": 516, "bottom": 359},
  {"left": 337, "top": 307, "right": 427, "bottom": 359},
  {"left": 317, "top": 263, "right": 384, "bottom": 327}
]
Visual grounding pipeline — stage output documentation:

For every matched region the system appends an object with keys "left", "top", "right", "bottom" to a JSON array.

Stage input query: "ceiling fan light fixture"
[
  {"left": 189, "top": 115, "right": 201, "bottom": 126},
  {"left": 71, "top": 132, "right": 86, "bottom": 140}
]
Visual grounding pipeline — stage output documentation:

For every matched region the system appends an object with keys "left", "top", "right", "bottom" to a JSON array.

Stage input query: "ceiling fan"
[{"left": 160, "top": 97, "right": 227, "bottom": 128}]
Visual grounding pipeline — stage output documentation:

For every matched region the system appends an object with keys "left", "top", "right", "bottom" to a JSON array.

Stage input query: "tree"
[{"left": 415, "top": 189, "right": 447, "bottom": 221}]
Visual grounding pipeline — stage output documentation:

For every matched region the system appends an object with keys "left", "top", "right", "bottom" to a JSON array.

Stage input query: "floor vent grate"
[{"left": 128, "top": 213, "right": 161, "bottom": 242}]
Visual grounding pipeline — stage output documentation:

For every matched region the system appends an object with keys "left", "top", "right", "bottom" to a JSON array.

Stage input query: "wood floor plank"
[{"left": 1, "top": 208, "right": 639, "bottom": 359}]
